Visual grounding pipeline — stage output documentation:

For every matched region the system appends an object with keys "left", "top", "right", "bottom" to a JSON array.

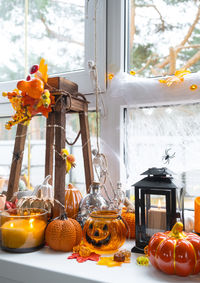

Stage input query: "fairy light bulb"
[
  {"left": 190, "top": 84, "right": 197, "bottom": 91},
  {"left": 108, "top": 73, "right": 114, "bottom": 80},
  {"left": 130, "top": 70, "right": 136, "bottom": 76}
]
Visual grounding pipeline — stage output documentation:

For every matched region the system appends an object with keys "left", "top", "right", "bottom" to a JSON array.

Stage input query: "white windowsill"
[{"left": 0, "top": 240, "right": 197, "bottom": 283}]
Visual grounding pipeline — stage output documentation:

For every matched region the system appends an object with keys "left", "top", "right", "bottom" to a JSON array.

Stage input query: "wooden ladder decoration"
[{"left": 6, "top": 77, "right": 94, "bottom": 217}]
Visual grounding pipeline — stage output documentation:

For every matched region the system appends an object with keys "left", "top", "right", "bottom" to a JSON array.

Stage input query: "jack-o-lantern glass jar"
[{"left": 83, "top": 210, "right": 126, "bottom": 254}]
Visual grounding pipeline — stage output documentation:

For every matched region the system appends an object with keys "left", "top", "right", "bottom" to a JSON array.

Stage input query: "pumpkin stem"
[
  {"left": 60, "top": 213, "right": 68, "bottom": 220},
  {"left": 43, "top": 175, "right": 51, "bottom": 184},
  {"left": 169, "top": 222, "right": 186, "bottom": 239}
]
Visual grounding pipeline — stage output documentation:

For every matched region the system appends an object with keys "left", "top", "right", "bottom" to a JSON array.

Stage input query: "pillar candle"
[
  {"left": 195, "top": 197, "right": 200, "bottom": 233},
  {"left": 147, "top": 207, "right": 166, "bottom": 232},
  {"left": 1, "top": 218, "right": 46, "bottom": 249}
]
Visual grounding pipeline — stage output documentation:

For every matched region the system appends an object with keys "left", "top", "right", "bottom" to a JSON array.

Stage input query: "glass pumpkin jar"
[{"left": 83, "top": 210, "right": 126, "bottom": 254}]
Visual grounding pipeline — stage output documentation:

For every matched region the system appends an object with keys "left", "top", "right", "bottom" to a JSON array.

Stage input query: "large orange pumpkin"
[
  {"left": 45, "top": 213, "right": 82, "bottom": 252},
  {"left": 148, "top": 222, "right": 200, "bottom": 276},
  {"left": 65, "top": 183, "right": 82, "bottom": 219},
  {"left": 121, "top": 207, "right": 135, "bottom": 239}
]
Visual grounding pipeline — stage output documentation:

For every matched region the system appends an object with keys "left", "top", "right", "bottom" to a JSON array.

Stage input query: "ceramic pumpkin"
[
  {"left": 17, "top": 175, "right": 54, "bottom": 219},
  {"left": 148, "top": 222, "right": 200, "bottom": 276},
  {"left": 45, "top": 213, "right": 82, "bottom": 252},
  {"left": 65, "top": 183, "right": 82, "bottom": 219},
  {"left": 83, "top": 210, "right": 126, "bottom": 253},
  {"left": 121, "top": 207, "right": 135, "bottom": 239}
]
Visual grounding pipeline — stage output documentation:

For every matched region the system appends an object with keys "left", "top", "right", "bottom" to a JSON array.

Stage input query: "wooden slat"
[
  {"left": 7, "top": 124, "right": 27, "bottom": 201},
  {"left": 79, "top": 106, "right": 94, "bottom": 193},
  {"left": 54, "top": 97, "right": 66, "bottom": 217},
  {"left": 67, "top": 96, "right": 88, "bottom": 112},
  {"left": 54, "top": 95, "right": 89, "bottom": 113},
  {"left": 45, "top": 111, "right": 55, "bottom": 185},
  {"left": 47, "top": 77, "right": 78, "bottom": 94}
]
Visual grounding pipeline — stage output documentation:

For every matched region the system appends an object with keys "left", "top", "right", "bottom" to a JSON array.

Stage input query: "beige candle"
[
  {"left": 147, "top": 200, "right": 166, "bottom": 232},
  {"left": 1, "top": 218, "right": 46, "bottom": 249}
]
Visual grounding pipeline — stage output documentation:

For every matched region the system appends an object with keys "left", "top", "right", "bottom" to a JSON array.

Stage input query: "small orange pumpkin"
[
  {"left": 65, "top": 183, "right": 82, "bottom": 219},
  {"left": 121, "top": 207, "right": 135, "bottom": 239},
  {"left": 45, "top": 213, "right": 82, "bottom": 252}
]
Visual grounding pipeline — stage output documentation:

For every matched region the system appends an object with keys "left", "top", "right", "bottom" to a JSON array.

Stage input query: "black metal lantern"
[{"left": 132, "top": 167, "right": 184, "bottom": 253}]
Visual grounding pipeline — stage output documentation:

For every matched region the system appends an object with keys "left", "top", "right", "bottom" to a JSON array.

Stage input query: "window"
[
  {"left": 0, "top": 0, "right": 106, "bottom": 95},
  {"left": 124, "top": 104, "right": 200, "bottom": 209},
  {"left": 127, "top": 0, "right": 200, "bottom": 76},
  {"left": 105, "top": 0, "right": 200, "bottom": 211}
]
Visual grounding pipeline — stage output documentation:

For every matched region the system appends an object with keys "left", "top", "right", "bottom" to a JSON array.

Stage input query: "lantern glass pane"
[{"left": 145, "top": 194, "right": 166, "bottom": 237}]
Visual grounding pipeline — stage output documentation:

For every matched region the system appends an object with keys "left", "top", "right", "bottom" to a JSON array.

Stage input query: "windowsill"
[{"left": 0, "top": 240, "right": 198, "bottom": 283}]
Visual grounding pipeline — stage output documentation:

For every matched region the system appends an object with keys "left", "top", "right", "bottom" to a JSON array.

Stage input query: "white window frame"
[
  {"left": 100, "top": 0, "right": 126, "bottom": 187},
  {"left": 0, "top": 0, "right": 106, "bottom": 116}
]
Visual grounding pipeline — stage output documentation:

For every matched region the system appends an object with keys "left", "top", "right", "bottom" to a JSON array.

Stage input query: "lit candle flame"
[
  {"left": 158, "top": 199, "right": 161, "bottom": 209},
  {"left": 10, "top": 223, "right": 14, "bottom": 228}
]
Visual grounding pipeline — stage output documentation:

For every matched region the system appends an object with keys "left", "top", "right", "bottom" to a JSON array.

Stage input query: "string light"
[
  {"left": 190, "top": 84, "right": 198, "bottom": 91},
  {"left": 108, "top": 73, "right": 114, "bottom": 80},
  {"left": 130, "top": 70, "right": 136, "bottom": 76}
]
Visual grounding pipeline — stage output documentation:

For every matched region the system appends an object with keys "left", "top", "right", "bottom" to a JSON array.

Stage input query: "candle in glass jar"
[{"left": 1, "top": 218, "right": 46, "bottom": 249}]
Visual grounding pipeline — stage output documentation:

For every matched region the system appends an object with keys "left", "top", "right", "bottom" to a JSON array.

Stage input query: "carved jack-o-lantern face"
[
  {"left": 86, "top": 222, "right": 111, "bottom": 247},
  {"left": 83, "top": 211, "right": 126, "bottom": 253}
]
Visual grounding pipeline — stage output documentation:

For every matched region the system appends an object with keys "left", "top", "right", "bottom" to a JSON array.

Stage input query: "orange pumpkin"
[
  {"left": 121, "top": 207, "right": 135, "bottom": 239},
  {"left": 17, "top": 78, "right": 44, "bottom": 99},
  {"left": 148, "top": 222, "right": 200, "bottom": 276},
  {"left": 45, "top": 213, "right": 82, "bottom": 252},
  {"left": 65, "top": 183, "right": 82, "bottom": 219}
]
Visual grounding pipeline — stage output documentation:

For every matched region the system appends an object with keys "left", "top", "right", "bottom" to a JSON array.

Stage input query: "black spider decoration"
[
  {"left": 162, "top": 148, "right": 175, "bottom": 164},
  {"left": 13, "top": 152, "right": 21, "bottom": 161}
]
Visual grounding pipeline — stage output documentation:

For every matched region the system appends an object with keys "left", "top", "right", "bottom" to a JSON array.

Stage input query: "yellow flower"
[
  {"left": 61, "top": 148, "right": 69, "bottom": 159},
  {"left": 5, "top": 122, "right": 12, "bottom": 130},
  {"left": 61, "top": 148, "right": 76, "bottom": 173},
  {"left": 159, "top": 69, "right": 191, "bottom": 87}
]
